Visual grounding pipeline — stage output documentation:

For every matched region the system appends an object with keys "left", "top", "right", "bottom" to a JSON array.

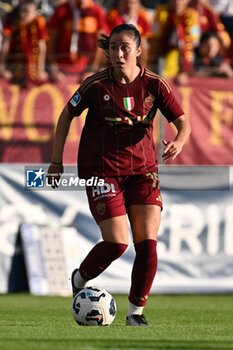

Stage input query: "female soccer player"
[{"left": 47, "top": 24, "right": 191, "bottom": 326}]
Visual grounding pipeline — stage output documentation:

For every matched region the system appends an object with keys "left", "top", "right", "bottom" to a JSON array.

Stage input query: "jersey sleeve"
[
  {"left": 157, "top": 78, "right": 184, "bottom": 122},
  {"left": 2, "top": 18, "right": 14, "bottom": 36},
  {"left": 37, "top": 16, "right": 49, "bottom": 41},
  {"left": 67, "top": 80, "right": 91, "bottom": 117}
]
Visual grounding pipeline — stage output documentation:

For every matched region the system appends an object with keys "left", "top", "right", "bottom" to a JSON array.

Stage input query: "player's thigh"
[
  {"left": 86, "top": 177, "right": 126, "bottom": 225},
  {"left": 99, "top": 215, "right": 129, "bottom": 244},
  {"left": 86, "top": 176, "right": 129, "bottom": 244},
  {"left": 128, "top": 204, "right": 161, "bottom": 243}
]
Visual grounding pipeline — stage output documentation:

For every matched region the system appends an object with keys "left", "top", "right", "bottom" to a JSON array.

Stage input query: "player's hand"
[
  {"left": 162, "top": 139, "right": 183, "bottom": 162},
  {"left": 46, "top": 163, "right": 64, "bottom": 188}
]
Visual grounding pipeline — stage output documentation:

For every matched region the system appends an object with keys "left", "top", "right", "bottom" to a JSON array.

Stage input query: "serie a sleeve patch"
[{"left": 70, "top": 91, "right": 81, "bottom": 107}]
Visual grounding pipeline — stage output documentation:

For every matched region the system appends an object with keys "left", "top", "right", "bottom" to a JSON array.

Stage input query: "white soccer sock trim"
[
  {"left": 127, "top": 302, "right": 144, "bottom": 316},
  {"left": 73, "top": 270, "right": 88, "bottom": 289}
]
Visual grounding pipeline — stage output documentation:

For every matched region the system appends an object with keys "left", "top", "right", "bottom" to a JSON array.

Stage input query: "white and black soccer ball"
[{"left": 72, "top": 287, "right": 117, "bottom": 326}]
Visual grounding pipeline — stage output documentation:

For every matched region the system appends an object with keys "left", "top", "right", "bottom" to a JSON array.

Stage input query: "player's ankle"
[
  {"left": 73, "top": 269, "right": 88, "bottom": 289},
  {"left": 127, "top": 302, "right": 144, "bottom": 316}
]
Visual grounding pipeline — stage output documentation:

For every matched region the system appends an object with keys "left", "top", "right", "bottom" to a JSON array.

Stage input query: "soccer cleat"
[
  {"left": 126, "top": 314, "right": 150, "bottom": 326},
  {"left": 71, "top": 269, "right": 82, "bottom": 297}
]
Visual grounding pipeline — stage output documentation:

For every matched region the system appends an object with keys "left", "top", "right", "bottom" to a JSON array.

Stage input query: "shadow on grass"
[{"left": 1, "top": 339, "right": 233, "bottom": 350}]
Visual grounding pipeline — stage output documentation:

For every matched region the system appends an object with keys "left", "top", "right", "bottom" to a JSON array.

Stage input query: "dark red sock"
[
  {"left": 129, "top": 239, "right": 157, "bottom": 307},
  {"left": 79, "top": 241, "right": 128, "bottom": 280}
]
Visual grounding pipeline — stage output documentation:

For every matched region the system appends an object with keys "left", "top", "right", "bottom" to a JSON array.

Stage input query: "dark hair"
[
  {"left": 200, "top": 31, "right": 223, "bottom": 47},
  {"left": 98, "top": 23, "right": 141, "bottom": 53},
  {"left": 21, "top": 0, "right": 38, "bottom": 5}
]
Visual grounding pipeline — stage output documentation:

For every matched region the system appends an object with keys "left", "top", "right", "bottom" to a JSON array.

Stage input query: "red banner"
[
  {"left": 166, "top": 77, "right": 233, "bottom": 165},
  {"left": 0, "top": 76, "right": 232, "bottom": 164}
]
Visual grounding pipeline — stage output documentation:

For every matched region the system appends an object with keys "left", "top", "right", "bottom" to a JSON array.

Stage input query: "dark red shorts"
[{"left": 86, "top": 172, "right": 163, "bottom": 224}]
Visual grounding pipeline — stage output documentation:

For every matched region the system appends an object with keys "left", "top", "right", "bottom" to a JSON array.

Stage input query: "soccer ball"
[{"left": 72, "top": 286, "right": 116, "bottom": 326}]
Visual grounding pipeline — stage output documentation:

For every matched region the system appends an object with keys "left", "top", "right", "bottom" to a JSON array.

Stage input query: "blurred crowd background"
[{"left": 0, "top": 0, "right": 233, "bottom": 88}]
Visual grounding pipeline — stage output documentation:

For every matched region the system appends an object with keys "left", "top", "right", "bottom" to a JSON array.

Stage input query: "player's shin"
[
  {"left": 128, "top": 239, "right": 157, "bottom": 307},
  {"left": 79, "top": 241, "right": 128, "bottom": 281}
]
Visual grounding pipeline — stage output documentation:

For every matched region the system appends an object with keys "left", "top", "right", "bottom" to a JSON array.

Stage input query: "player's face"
[{"left": 109, "top": 32, "right": 141, "bottom": 74}]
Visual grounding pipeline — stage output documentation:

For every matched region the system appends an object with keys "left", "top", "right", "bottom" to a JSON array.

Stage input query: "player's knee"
[
  {"left": 134, "top": 239, "right": 157, "bottom": 259},
  {"left": 103, "top": 241, "right": 128, "bottom": 259}
]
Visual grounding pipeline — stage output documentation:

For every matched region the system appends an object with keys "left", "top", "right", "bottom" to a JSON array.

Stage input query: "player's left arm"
[{"left": 162, "top": 114, "right": 191, "bottom": 161}]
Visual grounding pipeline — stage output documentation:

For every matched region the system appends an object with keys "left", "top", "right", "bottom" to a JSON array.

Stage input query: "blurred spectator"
[
  {"left": 0, "top": 1, "right": 14, "bottom": 52},
  {"left": 37, "top": 0, "right": 68, "bottom": 18},
  {"left": 49, "top": 0, "right": 67, "bottom": 7},
  {"left": 0, "top": 0, "right": 48, "bottom": 87},
  {"left": 106, "top": 0, "right": 152, "bottom": 64},
  {"left": 0, "top": 18, "right": 2, "bottom": 52},
  {"left": 149, "top": 0, "right": 200, "bottom": 80},
  {"left": 209, "top": 0, "right": 233, "bottom": 13},
  {"left": 100, "top": 0, "right": 168, "bottom": 11},
  {"left": 98, "top": 0, "right": 115, "bottom": 10},
  {"left": 190, "top": 0, "right": 231, "bottom": 49},
  {"left": 141, "top": 0, "right": 168, "bottom": 9},
  {"left": 193, "top": 31, "right": 233, "bottom": 77},
  {"left": 209, "top": 0, "right": 233, "bottom": 36},
  {"left": 0, "top": 1, "right": 13, "bottom": 19},
  {"left": 47, "top": 0, "right": 108, "bottom": 82}
]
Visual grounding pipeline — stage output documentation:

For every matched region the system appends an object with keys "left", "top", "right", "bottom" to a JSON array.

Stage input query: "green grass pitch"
[{"left": 0, "top": 294, "right": 233, "bottom": 350}]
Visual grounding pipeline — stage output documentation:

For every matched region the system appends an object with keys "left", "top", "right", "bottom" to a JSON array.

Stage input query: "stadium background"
[{"left": 0, "top": 0, "right": 233, "bottom": 297}]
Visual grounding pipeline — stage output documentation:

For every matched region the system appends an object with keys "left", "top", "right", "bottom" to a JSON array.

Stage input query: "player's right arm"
[
  {"left": 46, "top": 105, "right": 72, "bottom": 187},
  {"left": 47, "top": 77, "right": 91, "bottom": 187},
  {"left": 51, "top": 105, "right": 72, "bottom": 164}
]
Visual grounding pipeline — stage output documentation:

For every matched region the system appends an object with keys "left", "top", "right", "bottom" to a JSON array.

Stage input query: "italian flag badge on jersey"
[{"left": 123, "top": 97, "right": 134, "bottom": 111}]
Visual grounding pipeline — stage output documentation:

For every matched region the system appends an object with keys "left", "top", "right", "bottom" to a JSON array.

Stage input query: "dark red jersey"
[{"left": 67, "top": 66, "right": 184, "bottom": 178}]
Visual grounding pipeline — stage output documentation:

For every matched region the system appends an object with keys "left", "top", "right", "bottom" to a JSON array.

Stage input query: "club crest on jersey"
[
  {"left": 123, "top": 97, "right": 134, "bottom": 111},
  {"left": 70, "top": 91, "right": 81, "bottom": 107},
  {"left": 144, "top": 95, "right": 155, "bottom": 109}
]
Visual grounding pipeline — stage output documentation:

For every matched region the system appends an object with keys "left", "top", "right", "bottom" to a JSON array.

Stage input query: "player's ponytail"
[{"left": 98, "top": 34, "right": 110, "bottom": 58}]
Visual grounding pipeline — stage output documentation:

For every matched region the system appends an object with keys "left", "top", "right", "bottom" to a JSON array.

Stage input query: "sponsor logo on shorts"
[
  {"left": 70, "top": 91, "right": 81, "bottom": 106},
  {"left": 96, "top": 202, "right": 106, "bottom": 215},
  {"left": 92, "top": 183, "right": 116, "bottom": 199}
]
